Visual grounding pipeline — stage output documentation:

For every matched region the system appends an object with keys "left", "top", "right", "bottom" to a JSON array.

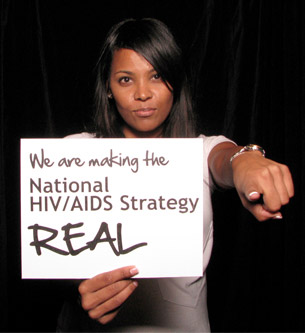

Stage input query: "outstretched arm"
[{"left": 208, "top": 142, "right": 294, "bottom": 221}]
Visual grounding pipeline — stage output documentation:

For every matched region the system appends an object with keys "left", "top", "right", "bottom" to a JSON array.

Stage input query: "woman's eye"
[
  {"left": 153, "top": 73, "right": 161, "bottom": 80},
  {"left": 119, "top": 77, "right": 131, "bottom": 83}
]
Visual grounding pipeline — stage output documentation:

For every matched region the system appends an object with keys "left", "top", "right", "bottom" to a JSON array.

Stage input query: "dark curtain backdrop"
[{"left": 1, "top": 0, "right": 304, "bottom": 332}]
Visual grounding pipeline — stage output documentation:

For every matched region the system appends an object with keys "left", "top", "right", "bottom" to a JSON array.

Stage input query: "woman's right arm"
[{"left": 78, "top": 266, "right": 139, "bottom": 325}]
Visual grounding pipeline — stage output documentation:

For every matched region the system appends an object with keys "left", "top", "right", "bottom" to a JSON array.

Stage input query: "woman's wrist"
[{"left": 230, "top": 144, "right": 265, "bottom": 164}]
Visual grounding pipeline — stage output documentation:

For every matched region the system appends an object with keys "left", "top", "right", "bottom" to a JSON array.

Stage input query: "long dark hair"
[{"left": 94, "top": 18, "right": 196, "bottom": 138}]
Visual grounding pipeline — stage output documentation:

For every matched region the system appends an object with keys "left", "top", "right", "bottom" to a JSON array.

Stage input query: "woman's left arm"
[{"left": 208, "top": 142, "right": 294, "bottom": 221}]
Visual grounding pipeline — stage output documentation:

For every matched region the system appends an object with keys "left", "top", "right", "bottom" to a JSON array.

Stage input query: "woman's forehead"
[{"left": 111, "top": 48, "right": 155, "bottom": 73}]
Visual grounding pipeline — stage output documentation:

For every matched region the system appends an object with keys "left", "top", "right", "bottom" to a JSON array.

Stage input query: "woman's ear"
[{"left": 107, "top": 82, "right": 113, "bottom": 99}]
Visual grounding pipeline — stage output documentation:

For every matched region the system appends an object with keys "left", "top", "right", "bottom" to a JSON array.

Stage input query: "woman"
[{"left": 58, "top": 18, "right": 294, "bottom": 332}]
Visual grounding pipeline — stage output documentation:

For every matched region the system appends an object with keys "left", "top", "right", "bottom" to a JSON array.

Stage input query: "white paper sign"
[{"left": 20, "top": 138, "right": 204, "bottom": 279}]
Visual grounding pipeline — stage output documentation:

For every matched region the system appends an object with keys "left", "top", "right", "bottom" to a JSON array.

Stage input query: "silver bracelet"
[{"left": 230, "top": 144, "right": 266, "bottom": 164}]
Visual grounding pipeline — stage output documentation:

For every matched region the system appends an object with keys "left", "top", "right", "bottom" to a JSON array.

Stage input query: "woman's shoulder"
[
  {"left": 197, "top": 134, "right": 236, "bottom": 155},
  {"left": 198, "top": 133, "right": 234, "bottom": 145},
  {"left": 64, "top": 132, "right": 96, "bottom": 139}
]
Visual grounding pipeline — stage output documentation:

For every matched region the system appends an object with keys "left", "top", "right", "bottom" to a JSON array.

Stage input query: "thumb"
[{"left": 248, "top": 191, "right": 261, "bottom": 202}]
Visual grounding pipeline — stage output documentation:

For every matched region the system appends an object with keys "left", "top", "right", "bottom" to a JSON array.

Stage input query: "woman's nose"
[{"left": 134, "top": 82, "right": 152, "bottom": 101}]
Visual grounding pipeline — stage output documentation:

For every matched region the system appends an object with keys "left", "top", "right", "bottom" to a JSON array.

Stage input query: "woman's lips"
[{"left": 133, "top": 108, "right": 156, "bottom": 117}]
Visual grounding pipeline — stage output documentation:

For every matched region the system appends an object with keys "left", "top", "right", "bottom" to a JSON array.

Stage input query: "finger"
[
  {"left": 246, "top": 164, "right": 294, "bottom": 212},
  {"left": 240, "top": 193, "right": 283, "bottom": 221},
  {"left": 247, "top": 187, "right": 282, "bottom": 214},
  {"left": 248, "top": 191, "right": 261, "bottom": 202},
  {"left": 253, "top": 169, "right": 282, "bottom": 213},
  {"left": 98, "top": 308, "right": 120, "bottom": 325},
  {"left": 273, "top": 179, "right": 290, "bottom": 206},
  {"left": 281, "top": 164, "right": 295, "bottom": 198},
  {"left": 267, "top": 164, "right": 291, "bottom": 206},
  {"left": 88, "top": 280, "right": 138, "bottom": 320},
  {"left": 82, "top": 279, "right": 135, "bottom": 310},
  {"left": 261, "top": 163, "right": 295, "bottom": 212},
  {"left": 245, "top": 202, "right": 283, "bottom": 222},
  {"left": 79, "top": 266, "right": 139, "bottom": 294},
  {"left": 247, "top": 186, "right": 281, "bottom": 214}
]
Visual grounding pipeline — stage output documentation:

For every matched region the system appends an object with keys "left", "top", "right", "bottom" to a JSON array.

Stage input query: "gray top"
[{"left": 58, "top": 134, "right": 233, "bottom": 333}]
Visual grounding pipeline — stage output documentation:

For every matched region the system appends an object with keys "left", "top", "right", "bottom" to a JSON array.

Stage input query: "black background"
[{"left": 1, "top": 0, "right": 304, "bottom": 331}]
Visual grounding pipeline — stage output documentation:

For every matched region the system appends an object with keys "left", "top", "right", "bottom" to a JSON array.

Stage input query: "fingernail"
[
  {"left": 249, "top": 191, "right": 260, "bottom": 199},
  {"left": 272, "top": 214, "right": 283, "bottom": 220},
  {"left": 130, "top": 267, "right": 139, "bottom": 275},
  {"left": 133, "top": 281, "right": 138, "bottom": 287}
]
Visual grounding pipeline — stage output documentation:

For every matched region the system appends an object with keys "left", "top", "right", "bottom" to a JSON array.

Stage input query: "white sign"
[{"left": 20, "top": 138, "right": 204, "bottom": 279}]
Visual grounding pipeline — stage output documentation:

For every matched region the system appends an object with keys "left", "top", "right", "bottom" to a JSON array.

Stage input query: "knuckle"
[
  {"left": 118, "top": 268, "right": 130, "bottom": 280},
  {"left": 266, "top": 200, "right": 281, "bottom": 213},
  {"left": 88, "top": 303, "right": 113, "bottom": 320},
  {"left": 99, "top": 312, "right": 117, "bottom": 325},
  {"left": 111, "top": 294, "right": 124, "bottom": 309},
  {"left": 119, "top": 271, "right": 128, "bottom": 280},
  {"left": 102, "top": 272, "right": 114, "bottom": 285},
  {"left": 255, "top": 215, "right": 263, "bottom": 222},
  {"left": 279, "top": 194, "right": 289, "bottom": 205},
  {"left": 88, "top": 309, "right": 100, "bottom": 320},
  {"left": 81, "top": 296, "right": 93, "bottom": 311},
  {"left": 275, "top": 203, "right": 282, "bottom": 211},
  {"left": 99, "top": 317, "right": 109, "bottom": 325},
  {"left": 269, "top": 164, "right": 282, "bottom": 175},
  {"left": 257, "top": 164, "right": 282, "bottom": 182},
  {"left": 78, "top": 281, "right": 88, "bottom": 295},
  {"left": 281, "top": 164, "right": 289, "bottom": 173},
  {"left": 108, "top": 280, "right": 124, "bottom": 294},
  {"left": 259, "top": 166, "right": 272, "bottom": 179}
]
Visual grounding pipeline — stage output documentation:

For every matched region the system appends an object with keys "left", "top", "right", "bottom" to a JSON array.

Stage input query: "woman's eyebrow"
[
  {"left": 114, "top": 69, "right": 156, "bottom": 75},
  {"left": 114, "top": 70, "right": 133, "bottom": 75}
]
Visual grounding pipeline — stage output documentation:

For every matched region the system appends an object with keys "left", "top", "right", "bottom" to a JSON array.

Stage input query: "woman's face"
[{"left": 109, "top": 48, "right": 173, "bottom": 138}]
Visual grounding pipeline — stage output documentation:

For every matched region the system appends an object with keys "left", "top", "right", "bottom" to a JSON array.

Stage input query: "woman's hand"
[
  {"left": 78, "top": 266, "right": 139, "bottom": 325},
  {"left": 208, "top": 142, "right": 294, "bottom": 221},
  {"left": 231, "top": 152, "right": 294, "bottom": 221}
]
